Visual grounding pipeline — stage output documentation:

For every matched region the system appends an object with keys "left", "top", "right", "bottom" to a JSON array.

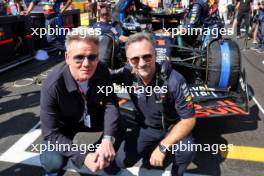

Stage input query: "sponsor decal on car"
[
  {"left": 189, "top": 85, "right": 218, "bottom": 98},
  {"left": 194, "top": 100, "right": 248, "bottom": 117}
]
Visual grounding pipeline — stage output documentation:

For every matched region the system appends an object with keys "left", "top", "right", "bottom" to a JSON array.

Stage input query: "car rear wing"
[{"left": 117, "top": 69, "right": 250, "bottom": 119}]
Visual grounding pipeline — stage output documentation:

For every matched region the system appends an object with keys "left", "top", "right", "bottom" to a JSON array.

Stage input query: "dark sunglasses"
[
  {"left": 73, "top": 54, "right": 98, "bottom": 63},
  {"left": 129, "top": 54, "right": 153, "bottom": 64}
]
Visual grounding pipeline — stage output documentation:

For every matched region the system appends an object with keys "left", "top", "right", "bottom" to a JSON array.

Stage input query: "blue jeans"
[
  {"left": 40, "top": 141, "right": 121, "bottom": 175},
  {"left": 40, "top": 144, "right": 68, "bottom": 175},
  {"left": 257, "top": 21, "right": 264, "bottom": 49}
]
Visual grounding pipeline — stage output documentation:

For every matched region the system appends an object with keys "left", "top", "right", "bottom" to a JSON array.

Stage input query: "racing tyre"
[
  {"left": 207, "top": 39, "right": 241, "bottom": 90},
  {"left": 98, "top": 33, "right": 117, "bottom": 68}
]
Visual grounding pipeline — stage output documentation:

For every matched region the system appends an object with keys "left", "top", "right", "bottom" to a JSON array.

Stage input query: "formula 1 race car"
[
  {"left": 98, "top": 7, "right": 250, "bottom": 120},
  {"left": 116, "top": 36, "right": 250, "bottom": 120}
]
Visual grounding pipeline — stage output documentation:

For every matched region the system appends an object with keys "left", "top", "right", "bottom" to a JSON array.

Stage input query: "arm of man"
[
  {"left": 150, "top": 73, "right": 196, "bottom": 167},
  {"left": 159, "top": 118, "right": 196, "bottom": 147},
  {"left": 95, "top": 64, "right": 120, "bottom": 169},
  {"left": 235, "top": 1, "right": 240, "bottom": 11},
  {"left": 150, "top": 118, "right": 196, "bottom": 167},
  {"left": 60, "top": 0, "right": 72, "bottom": 14},
  {"left": 24, "top": 0, "right": 39, "bottom": 15},
  {"left": 250, "top": 0, "right": 253, "bottom": 16},
  {"left": 118, "top": 35, "right": 128, "bottom": 43}
]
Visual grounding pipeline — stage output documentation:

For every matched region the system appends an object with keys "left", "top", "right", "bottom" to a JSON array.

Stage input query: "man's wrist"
[
  {"left": 102, "top": 135, "right": 115, "bottom": 144},
  {"left": 158, "top": 143, "right": 169, "bottom": 154}
]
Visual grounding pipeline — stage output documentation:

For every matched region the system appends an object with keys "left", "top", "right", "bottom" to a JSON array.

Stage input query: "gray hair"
[
  {"left": 65, "top": 27, "right": 99, "bottom": 51},
  {"left": 125, "top": 32, "right": 155, "bottom": 52}
]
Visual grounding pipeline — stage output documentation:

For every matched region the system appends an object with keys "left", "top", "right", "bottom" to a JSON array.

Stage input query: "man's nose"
[
  {"left": 82, "top": 58, "right": 90, "bottom": 67},
  {"left": 138, "top": 58, "right": 147, "bottom": 67}
]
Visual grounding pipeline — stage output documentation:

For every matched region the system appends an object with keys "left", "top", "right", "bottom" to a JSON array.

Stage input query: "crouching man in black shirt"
[
  {"left": 40, "top": 27, "right": 120, "bottom": 176},
  {"left": 111, "top": 32, "right": 196, "bottom": 176}
]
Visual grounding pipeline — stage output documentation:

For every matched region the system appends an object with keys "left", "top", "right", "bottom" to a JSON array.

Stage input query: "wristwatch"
[
  {"left": 158, "top": 144, "right": 168, "bottom": 154},
  {"left": 102, "top": 135, "right": 115, "bottom": 144}
]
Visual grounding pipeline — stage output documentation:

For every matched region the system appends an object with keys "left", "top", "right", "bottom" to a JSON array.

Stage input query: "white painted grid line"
[
  {"left": 252, "top": 97, "right": 264, "bottom": 115},
  {"left": 0, "top": 122, "right": 205, "bottom": 176}
]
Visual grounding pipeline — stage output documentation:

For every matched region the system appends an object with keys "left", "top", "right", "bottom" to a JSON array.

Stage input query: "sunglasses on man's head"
[
  {"left": 73, "top": 54, "right": 98, "bottom": 63},
  {"left": 129, "top": 54, "right": 153, "bottom": 65}
]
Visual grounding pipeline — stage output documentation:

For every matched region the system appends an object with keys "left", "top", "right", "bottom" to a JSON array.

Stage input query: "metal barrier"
[
  {"left": 0, "top": 9, "right": 80, "bottom": 73},
  {"left": 0, "top": 15, "right": 34, "bottom": 72}
]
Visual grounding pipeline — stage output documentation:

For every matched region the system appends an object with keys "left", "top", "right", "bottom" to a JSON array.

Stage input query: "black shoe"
[
  {"left": 257, "top": 48, "right": 264, "bottom": 54},
  {"left": 250, "top": 45, "right": 260, "bottom": 51}
]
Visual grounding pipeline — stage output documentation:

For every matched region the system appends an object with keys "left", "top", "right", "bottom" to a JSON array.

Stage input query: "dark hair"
[
  {"left": 125, "top": 32, "right": 155, "bottom": 51},
  {"left": 100, "top": 7, "right": 110, "bottom": 16}
]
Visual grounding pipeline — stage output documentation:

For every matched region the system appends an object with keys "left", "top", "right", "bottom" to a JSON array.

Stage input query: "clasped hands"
[{"left": 84, "top": 139, "right": 115, "bottom": 173}]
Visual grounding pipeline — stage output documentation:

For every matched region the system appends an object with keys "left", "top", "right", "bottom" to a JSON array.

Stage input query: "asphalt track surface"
[{"left": 0, "top": 37, "right": 264, "bottom": 176}]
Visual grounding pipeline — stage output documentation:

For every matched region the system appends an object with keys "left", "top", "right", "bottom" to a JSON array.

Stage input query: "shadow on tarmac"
[{"left": 188, "top": 104, "right": 260, "bottom": 176}]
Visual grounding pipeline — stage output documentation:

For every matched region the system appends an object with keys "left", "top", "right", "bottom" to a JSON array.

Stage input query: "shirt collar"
[
  {"left": 134, "top": 63, "right": 160, "bottom": 86},
  {"left": 63, "top": 62, "right": 104, "bottom": 93},
  {"left": 63, "top": 65, "right": 78, "bottom": 93}
]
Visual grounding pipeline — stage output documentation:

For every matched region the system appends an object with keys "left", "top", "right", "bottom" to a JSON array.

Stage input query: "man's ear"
[
  {"left": 65, "top": 51, "right": 70, "bottom": 64},
  {"left": 153, "top": 49, "right": 157, "bottom": 61}
]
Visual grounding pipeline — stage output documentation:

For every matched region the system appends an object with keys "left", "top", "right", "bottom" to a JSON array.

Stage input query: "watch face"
[
  {"left": 103, "top": 136, "right": 115, "bottom": 144},
  {"left": 159, "top": 144, "right": 167, "bottom": 153}
]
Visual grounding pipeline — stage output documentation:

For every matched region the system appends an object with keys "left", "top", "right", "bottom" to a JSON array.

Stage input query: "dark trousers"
[
  {"left": 257, "top": 21, "right": 264, "bottom": 48},
  {"left": 236, "top": 11, "right": 250, "bottom": 37},
  {"left": 45, "top": 15, "right": 65, "bottom": 51},
  {"left": 115, "top": 127, "right": 195, "bottom": 176},
  {"left": 40, "top": 149, "right": 120, "bottom": 175}
]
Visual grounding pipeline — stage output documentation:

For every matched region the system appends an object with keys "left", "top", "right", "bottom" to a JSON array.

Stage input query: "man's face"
[
  {"left": 208, "top": 0, "right": 216, "bottom": 6},
  {"left": 126, "top": 39, "right": 156, "bottom": 82},
  {"left": 105, "top": 13, "right": 112, "bottom": 22},
  {"left": 65, "top": 41, "right": 99, "bottom": 81},
  {"left": 102, "top": 12, "right": 111, "bottom": 22}
]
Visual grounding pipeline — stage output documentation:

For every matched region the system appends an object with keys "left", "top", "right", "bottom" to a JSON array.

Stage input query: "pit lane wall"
[{"left": 0, "top": 9, "right": 80, "bottom": 72}]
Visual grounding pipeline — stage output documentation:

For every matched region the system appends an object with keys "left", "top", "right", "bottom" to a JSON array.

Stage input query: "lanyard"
[{"left": 78, "top": 85, "right": 91, "bottom": 128}]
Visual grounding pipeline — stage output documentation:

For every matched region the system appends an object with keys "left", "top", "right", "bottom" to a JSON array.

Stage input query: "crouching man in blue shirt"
[
  {"left": 40, "top": 27, "right": 120, "bottom": 176},
  {"left": 111, "top": 32, "right": 196, "bottom": 176}
]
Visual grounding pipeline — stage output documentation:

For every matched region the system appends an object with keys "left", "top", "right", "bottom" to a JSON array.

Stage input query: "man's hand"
[
  {"left": 84, "top": 153, "right": 100, "bottom": 172},
  {"left": 20, "top": 11, "right": 27, "bottom": 15},
  {"left": 95, "top": 139, "right": 115, "bottom": 169},
  {"left": 149, "top": 146, "right": 166, "bottom": 167},
  {"left": 98, "top": 139, "right": 116, "bottom": 162},
  {"left": 60, "top": 9, "right": 65, "bottom": 14}
]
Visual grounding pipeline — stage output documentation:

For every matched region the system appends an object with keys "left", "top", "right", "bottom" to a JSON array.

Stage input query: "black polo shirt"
[
  {"left": 238, "top": 0, "right": 252, "bottom": 13},
  {"left": 40, "top": 61, "right": 119, "bottom": 168},
  {"left": 111, "top": 63, "right": 195, "bottom": 129}
]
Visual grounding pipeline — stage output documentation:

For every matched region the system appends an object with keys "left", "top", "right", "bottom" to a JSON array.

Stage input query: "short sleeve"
[{"left": 170, "top": 72, "right": 195, "bottom": 119}]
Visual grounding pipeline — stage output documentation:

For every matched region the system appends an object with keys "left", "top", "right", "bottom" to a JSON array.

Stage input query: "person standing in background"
[
  {"left": 235, "top": 0, "right": 253, "bottom": 39},
  {"left": 256, "top": 0, "right": 264, "bottom": 53},
  {"left": 218, "top": 0, "right": 228, "bottom": 25},
  {"left": 23, "top": 0, "right": 72, "bottom": 56},
  {"left": 0, "top": 0, "right": 8, "bottom": 16},
  {"left": 251, "top": 0, "right": 259, "bottom": 44},
  {"left": 227, "top": 0, "right": 235, "bottom": 24}
]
